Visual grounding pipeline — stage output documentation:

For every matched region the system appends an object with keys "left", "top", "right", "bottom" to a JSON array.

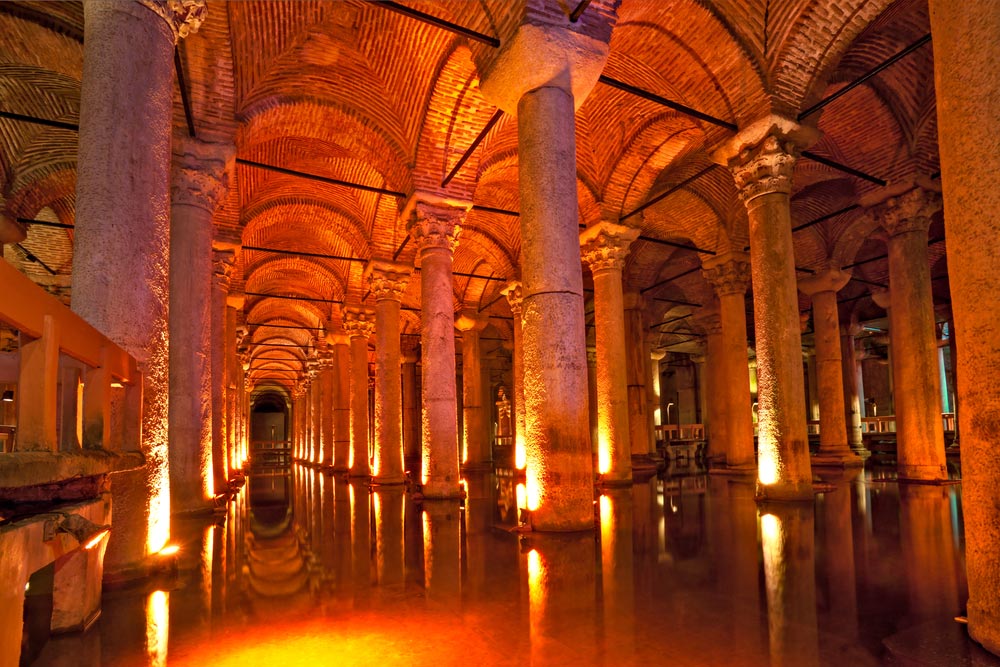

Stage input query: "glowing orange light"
[
  {"left": 158, "top": 544, "right": 180, "bottom": 557},
  {"left": 525, "top": 473, "right": 540, "bottom": 511},
  {"left": 516, "top": 482, "right": 527, "bottom": 511},
  {"left": 145, "top": 590, "right": 169, "bottom": 667},
  {"left": 84, "top": 528, "right": 110, "bottom": 550},
  {"left": 597, "top": 427, "right": 611, "bottom": 475},
  {"left": 515, "top": 435, "right": 526, "bottom": 470}
]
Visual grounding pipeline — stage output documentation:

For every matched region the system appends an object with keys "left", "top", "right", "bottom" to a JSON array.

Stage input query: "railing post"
[
  {"left": 60, "top": 363, "right": 82, "bottom": 452},
  {"left": 82, "top": 347, "right": 111, "bottom": 450},
  {"left": 123, "top": 372, "right": 144, "bottom": 453},
  {"left": 16, "top": 314, "right": 59, "bottom": 451}
]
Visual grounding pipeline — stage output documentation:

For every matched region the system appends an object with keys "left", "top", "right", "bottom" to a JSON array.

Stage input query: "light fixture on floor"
[
  {"left": 1, "top": 390, "right": 12, "bottom": 402},
  {"left": 43, "top": 514, "right": 111, "bottom": 550}
]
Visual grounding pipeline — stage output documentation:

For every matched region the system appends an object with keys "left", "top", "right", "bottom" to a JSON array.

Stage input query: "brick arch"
[
  {"left": 790, "top": 178, "right": 861, "bottom": 269},
  {"left": 238, "top": 100, "right": 412, "bottom": 195},
  {"left": 242, "top": 197, "right": 371, "bottom": 261},
  {"left": 831, "top": 211, "right": 882, "bottom": 269},
  {"left": 244, "top": 295, "right": 330, "bottom": 331},
  {"left": 244, "top": 257, "right": 347, "bottom": 305},
  {"left": 454, "top": 224, "right": 517, "bottom": 281}
]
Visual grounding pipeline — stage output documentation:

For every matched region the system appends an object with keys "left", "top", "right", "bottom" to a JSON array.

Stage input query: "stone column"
[
  {"left": 840, "top": 320, "right": 866, "bottom": 456},
  {"left": 805, "top": 351, "right": 820, "bottom": 422},
  {"left": 168, "top": 138, "right": 231, "bottom": 514},
  {"left": 408, "top": 202, "right": 462, "bottom": 498},
  {"left": 311, "top": 363, "right": 323, "bottom": 464},
  {"left": 869, "top": 186, "right": 946, "bottom": 481},
  {"left": 331, "top": 334, "right": 351, "bottom": 473},
  {"left": 502, "top": 281, "right": 527, "bottom": 470},
  {"left": 364, "top": 261, "right": 411, "bottom": 485},
  {"left": 692, "top": 352, "right": 708, "bottom": 430},
  {"left": 72, "top": 0, "right": 205, "bottom": 570},
  {"left": 580, "top": 222, "right": 639, "bottom": 484},
  {"left": 647, "top": 345, "right": 665, "bottom": 457},
  {"left": 623, "top": 293, "right": 652, "bottom": 463},
  {"left": 401, "top": 346, "right": 420, "bottom": 469},
  {"left": 722, "top": 129, "right": 814, "bottom": 501},
  {"left": 798, "top": 267, "right": 861, "bottom": 466},
  {"left": 344, "top": 308, "right": 374, "bottom": 477},
  {"left": 697, "top": 309, "right": 726, "bottom": 461},
  {"left": 456, "top": 311, "right": 490, "bottom": 471},
  {"left": 227, "top": 304, "right": 246, "bottom": 473},
  {"left": 211, "top": 249, "right": 235, "bottom": 487},
  {"left": 586, "top": 346, "right": 599, "bottom": 457},
  {"left": 318, "top": 349, "right": 336, "bottom": 468},
  {"left": 702, "top": 252, "right": 755, "bottom": 472},
  {"left": 479, "top": 20, "right": 611, "bottom": 530}
]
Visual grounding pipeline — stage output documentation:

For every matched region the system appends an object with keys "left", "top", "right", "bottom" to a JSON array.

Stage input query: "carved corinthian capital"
[
  {"left": 139, "top": 0, "right": 206, "bottom": 42},
  {"left": 871, "top": 186, "right": 942, "bottom": 237},
  {"left": 579, "top": 221, "right": 640, "bottom": 273},
  {"left": 501, "top": 280, "right": 523, "bottom": 316},
  {"left": 172, "top": 138, "right": 235, "bottom": 212},
  {"left": 212, "top": 249, "right": 236, "bottom": 292},
  {"left": 364, "top": 260, "right": 411, "bottom": 302},
  {"left": 702, "top": 252, "right": 751, "bottom": 296},
  {"left": 343, "top": 307, "right": 376, "bottom": 339},
  {"left": 407, "top": 201, "right": 464, "bottom": 255},
  {"left": 730, "top": 135, "right": 797, "bottom": 203}
]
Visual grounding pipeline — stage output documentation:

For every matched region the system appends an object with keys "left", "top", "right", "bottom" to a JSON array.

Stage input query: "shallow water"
[{"left": 32, "top": 464, "right": 969, "bottom": 666}]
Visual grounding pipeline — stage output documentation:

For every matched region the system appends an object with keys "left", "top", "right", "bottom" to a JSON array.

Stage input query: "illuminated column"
[
  {"left": 456, "top": 311, "right": 490, "bottom": 471},
  {"left": 72, "top": 0, "right": 206, "bottom": 569},
  {"left": 501, "top": 281, "right": 526, "bottom": 470},
  {"left": 211, "top": 249, "right": 235, "bottom": 486},
  {"left": 623, "top": 292, "right": 653, "bottom": 463},
  {"left": 697, "top": 308, "right": 726, "bottom": 459},
  {"left": 840, "top": 321, "right": 866, "bottom": 456},
  {"left": 401, "top": 346, "right": 420, "bottom": 468},
  {"left": 479, "top": 19, "right": 611, "bottom": 530},
  {"left": 816, "top": 470, "right": 860, "bottom": 640},
  {"left": 599, "top": 488, "right": 636, "bottom": 662},
  {"left": 373, "top": 486, "right": 405, "bottom": 586},
  {"left": 344, "top": 307, "right": 375, "bottom": 477},
  {"left": 869, "top": 187, "right": 946, "bottom": 481},
  {"left": 702, "top": 252, "right": 755, "bottom": 472},
  {"left": 422, "top": 500, "right": 462, "bottom": 603},
  {"left": 331, "top": 334, "right": 351, "bottom": 473},
  {"left": 929, "top": 6, "right": 1000, "bottom": 651},
  {"left": 799, "top": 267, "right": 860, "bottom": 466},
  {"left": 586, "top": 346, "right": 599, "bottom": 456},
  {"left": 580, "top": 222, "right": 639, "bottom": 484},
  {"left": 723, "top": 129, "right": 814, "bottom": 500},
  {"left": 408, "top": 204, "right": 462, "bottom": 497},
  {"left": 227, "top": 306, "right": 246, "bottom": 472},
  {"left": 364, "top": 261, "right": 411, "bottom": 485},
  {"left": 168, "top": 138, "right": 231, "bottom": 514},
  {"left": 318, "top": 348, "right": 336, "bottom": 467},
  {"left": 647, "top": 346, "right": 665, "bottom": 456},
  {"left": 898, "top": 484, "right": 961, "bottom": 623}
]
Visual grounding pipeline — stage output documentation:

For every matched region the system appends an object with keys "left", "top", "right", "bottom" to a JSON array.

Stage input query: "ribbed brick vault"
[{"left": 0, "top": 0, "right": 943, "bottom": 390}]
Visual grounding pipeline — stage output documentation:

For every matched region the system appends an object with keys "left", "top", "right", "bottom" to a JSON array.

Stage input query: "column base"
[
  {"left": 416, "top": 487, "right": 465, "bottom": 501},
  {"left": 170, "top": 501, "right": 217, "bottom": 518},
  {"left": 597, "top": 473, "right": 633, "bottom": 488},
  {"left": 898, "top": 463, "right": 951, "bottom": 483},
  {"left": 709, "top": 463, "right": 756, "bottom": 478},
  {"left": 756, "top": 479, "right": 815, "bottom": 502},
  {"left": 461, "top": 461, "right": 493, "bottom": 473},
  {"left": 371, "top": 475, "right": 405, "bottom": 486},
  {"left": 102, "top": 550, "right": 179, "bottom": 589},
  {"left": 811, "top": 449, "right": 865, "bottom": 468},
  {"left": 850, "top": 445, "right": 872, "bottom": 460},
  {"left": 631, "top": 454, "right": 661, "bottom": 472},
  {"left": 328, "top": 465, "right": 350, "bottom": 474}
]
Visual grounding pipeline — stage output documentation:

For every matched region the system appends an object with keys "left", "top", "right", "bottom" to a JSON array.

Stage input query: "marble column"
[
  {"left": 722, "top": 129, "right": 814, "bottom": 501},
  {"left": 869, "top": 186, "right": 947, "bottom": 481},
  {"left": 840, "top": 320, "right": 866, "bottom": 456},
  {"left": 798, "top": 267, "right": 861, "bottom": 466},
  {"left": 344, "top": 308, "right": 374, "bottom": 477},
  {"left": 364, "top": 261, "right": 411, "bottom": 485},
  {"left": 697, "top": 308, "right": 725, "bottom": 461},
  {"left": 211, "top": 249, "right": 235, "bottom": 486},
  {"left": 318, "top": 349, "right": 336, "bottom": 468},
  {"left": 647, "top": 346, "right": 665, "bottom": 457},
  {"left": 227, "top": 305, "right": 246, "bottom": 473},
  {"left": 456, "top": 311, "right": 490, "bottom": 471},
  {"left": 401, "top": 346, "right": 420, "bottom": 469},
  {"left": 623, "top": 293, "right": 653, "bottom": 463},
  {"left": 922, "top": 8, "right": 1000, "bottom": 648},
  {"left": 502, "top": 281, "right": 526, "bottom": 470},
  {"left": 702, "top": 252, "right": 755, "bottom": 472},
  {"left": 479, "top": 20, "right": 610, "bottom": 530},
  {"left": 168, "top": 138, "right": 231, "bottom": 514},
  {"left": 580, "top": 222, "right": 639, "bottom": 484},
  {"left": 72, "top": 0, "right": 205, "bottom": 570},
  {"left": 407, "top": 203, "right": 462, "bottom": 498},
  {"left": 331, "top": 334, "right": 351, "bottom": 473}
]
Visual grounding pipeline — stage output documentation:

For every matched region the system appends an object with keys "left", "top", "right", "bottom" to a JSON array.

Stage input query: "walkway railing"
[
  {"left": 250, "top": 440, "right": 291, "bottom": 467},
  {"left": 0, "top": 259, "right": 141, "bottom": 459},
  {"left": 655, "top": 424, "right": 705, "bottom": 441}
]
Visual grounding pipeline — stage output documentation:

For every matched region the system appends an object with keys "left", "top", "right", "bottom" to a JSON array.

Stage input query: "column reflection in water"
[
  {"left": 350, "top": 480, "right": 373, "bottom": 600},
  {"left": 332, "top": 477, "right": 354, "bottom": 595},
  {"left": 600, "top": 487, "right": 635, "bottom": 664},
  {"left": 463, "top": 472, "right": 492, "bottom": 600},
  {"left": 899, "top": 483, "right": 961, "bottom": 624},
  {"left": 760, "top": 502, "right": 819, "bottom": 667},
  {"left": 816, "top": 469, "right": 861, "bottom": 641},
  {"left": 374, "top": 486, "right": 405, "bottom": 587},
  {"left": 422, "top": 500, "right": 462, "bottom": 604},
  {"left": 145, "top": 590, "right": 169, "bottom": 667},
  {"left": 524, "top": 533, "right": 597, "bottom": 666},
  {"left": 405, "top": 489, "right": 425, "bottom": 588},
  {"left": 630, "top": 474, "right": 660, "bottom": 614}
]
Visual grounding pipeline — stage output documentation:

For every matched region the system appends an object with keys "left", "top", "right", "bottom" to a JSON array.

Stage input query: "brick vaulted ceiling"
[{"left": 0, "top": 0, "right": 942, "bottom": 388}]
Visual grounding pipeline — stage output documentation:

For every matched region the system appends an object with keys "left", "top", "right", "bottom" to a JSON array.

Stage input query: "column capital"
[
  {"left": 364, "top": 260, "right": 411, "bottom": 302},
  {"left": 870, "top": 288, "right": 892, "bottom": 311},
  {"left": 650, "top": 349, "right": 667, "bottom": 362},
  {"left": 138, "top": 0, "right": 206, "bottom": 43},
  {"left": 212, "top": 248, "right": 236, "bottom": 291},
  {"left": 501, "top": 280, "right": 523, "bottom": 316},
  {"left": 405, "top": 198, "right": 466, "bottom": 255},
  {"left": 455, "top": 311, "right": 488, "bottom": 333},
  {"left": 343, "top": 307, "right": 376, "bottom": 339},
  {"left": 172, "top": 137, "right": 235, "bottom": 212},
  {"left": 702, "top": 251, "right": 751, "bottom": 296},
  {"left": 579, "top": 221, "right": 640, "bottom": 273},
  {"left": 226, "top": 291, "right": 246, "bottom": 310},
  {"left": 798, "top": 266, "right": 851, "bottom": 296},
  {"left": 865, "top": 183, "right": 942, "bottom": 237},
  {"left": 715, "top": 118, "right": 817, "bottom": 204}
]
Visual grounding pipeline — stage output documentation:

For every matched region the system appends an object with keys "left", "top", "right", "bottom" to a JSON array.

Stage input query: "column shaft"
[
  {"left": 840, "top": 330, "right": 865, "bottom": 452},
  {"left": 458, "top": 314, "right": 490, "bottom": 471},
  {"left": 348, "top": 333, "right": 371, "bottom": 476},
  {"left": 623, "top": 297, "right": 651, "bottom": 459},
  {"left": 503, "top": 282, "right": 526, "bottom": 470},
  {"left": 811, "top": 290, "right": 853, "bottom": 461},
  {"left": 402, "top": 355, "right": 420, "bottom": 466},
  {"left": 320, "top": 357, "right": 335, "bottom": 466},
  {"left": 211, "top": 252, "right": 233, "bottom": 488},
  {"left": 718, "top": 291, "right": 755, "bottom": 469},
  {"left": 333, "top": 341, "right": 351, "bottom": 472},
  {"left": 591, "top": 268, "right": 631, "bottom": 482}
]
